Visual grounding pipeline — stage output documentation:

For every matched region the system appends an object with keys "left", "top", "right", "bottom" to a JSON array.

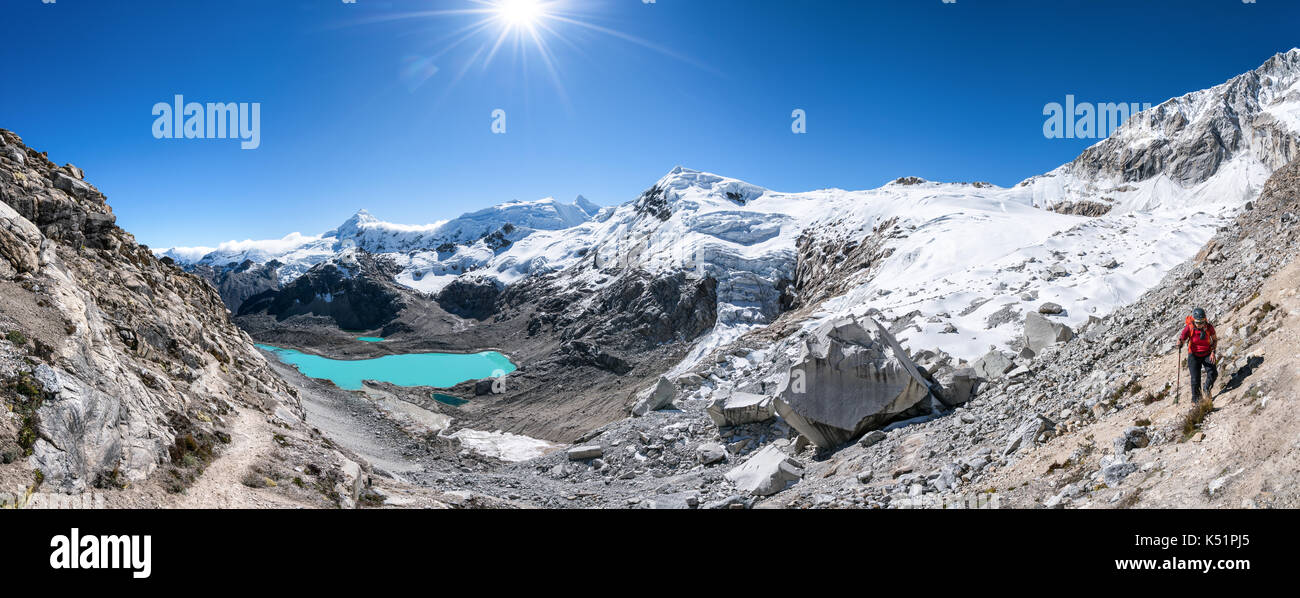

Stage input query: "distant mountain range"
[{"left": 163, "top": 49, "right": 1300, "bottom": 367}]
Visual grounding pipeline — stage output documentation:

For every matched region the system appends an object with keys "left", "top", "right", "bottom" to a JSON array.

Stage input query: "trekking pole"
[{"left": 1174, "top": 346, "right": 1181, "bottom": 404}]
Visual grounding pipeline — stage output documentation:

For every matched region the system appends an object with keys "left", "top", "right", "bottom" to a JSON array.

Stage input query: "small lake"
[
  {"left": 257, "top": 344, "right": 515, "bottom": 391},
  {"left": 356, "top": 337, "right": 385, "bottom": 343}
]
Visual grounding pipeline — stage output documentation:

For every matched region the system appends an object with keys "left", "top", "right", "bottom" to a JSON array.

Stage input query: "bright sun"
[{"left": 496, "top": 0, "right": 546, "bottom": 29}]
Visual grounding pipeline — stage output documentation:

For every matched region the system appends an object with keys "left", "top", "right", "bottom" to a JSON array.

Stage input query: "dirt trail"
[{"left": 170, "top": 407, "right": 310, "bottom": 509}]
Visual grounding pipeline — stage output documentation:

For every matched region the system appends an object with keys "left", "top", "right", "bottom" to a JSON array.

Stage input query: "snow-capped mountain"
[
  {"left": 171, "top": 49, "right": 1300, "bottom": 370},
  {"left": 161, "top": 195, "right": 602, "bottom": 289}
]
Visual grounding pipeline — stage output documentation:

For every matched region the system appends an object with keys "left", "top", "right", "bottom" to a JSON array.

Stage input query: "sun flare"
[{"left": 496, "top": 0, "right": 546, "bottom": 29}]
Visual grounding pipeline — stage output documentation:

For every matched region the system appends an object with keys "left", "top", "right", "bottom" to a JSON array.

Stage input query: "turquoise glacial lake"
[
  {"left": 356, "top": 337, "right": 385, "bottom": 343},
  {"left": 257, "top": 344, "right": 515, "bottom": 391}
]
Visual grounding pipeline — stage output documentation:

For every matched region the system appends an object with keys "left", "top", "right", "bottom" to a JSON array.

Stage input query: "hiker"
[{"left": 1178, "top": 307, "right": 1218, "bottom": 403}]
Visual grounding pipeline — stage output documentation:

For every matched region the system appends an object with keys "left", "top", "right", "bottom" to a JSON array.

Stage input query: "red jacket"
[{"left": 1180, "top": 324, "right": 1216, "bottom": 357}]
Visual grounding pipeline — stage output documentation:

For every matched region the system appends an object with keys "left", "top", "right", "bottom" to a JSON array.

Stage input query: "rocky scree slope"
[
  {"left": 0, "top": 129, "right": 360, "bottom": 506},
  {"left": 481, "top": 155, "right": 1300, "bottom": 509},
  {"left": 765, "top": 155, "right": 1300, "bottom": 508}
]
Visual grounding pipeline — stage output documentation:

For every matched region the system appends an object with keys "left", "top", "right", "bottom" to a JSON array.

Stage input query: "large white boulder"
[
  {"left": 1024, "top": 312, "right": 1074, "bottom": 354},
  {"left": 774, "top": 316, "right": 934, "bottom": 449},
  {"left": 706, "top": 391, "right": 776, "bottom": 427},
  {"left": 724, "top": 445, "right": 804, "bottom": 496},
  {"left": 631, "top": 376, "right": 677, "bottom": 417}
]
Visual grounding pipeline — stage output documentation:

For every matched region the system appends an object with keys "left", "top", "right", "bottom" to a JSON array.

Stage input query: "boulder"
[
  {"left": 1024, "top": 312, "right": 1074, "bottom": 354},
  {"left": 1102, "top": 462, "right": 1138, "bottom": 486},
  {"left": 858, "top": 430, "right": 886, "bottom": 448},
  {"left": 724, "top": 445, "right": 804, "bottom": 496},
  {"left": 773, "top": 316, "right": 935, "bottom": 449},
  {"left": 631, "top": 376, "right": 677, "bottom": 417},
  {"left": 1038, "top": 302, "right": 1064, "bottom": 315},
  {"left": 936, "top": 367, "right": 978, "bottom": 407},
  {"left": 1003, "top": 414, "right": 1056, "bottom": 456},
  {"left": 971, "top": 349, "right": 1014, "bottom": 380},
  {"left": 696, "top": 443, "right": 727, "bottom": 465},
  {"left": 1113, "top": 426, "right": 1150, "bottom": 459},
  {"left": 567, "top": 445, "right": 603, "bottom": 460},
  {"left": 706, "top": 391, "right": 775, "bottom": 427}
]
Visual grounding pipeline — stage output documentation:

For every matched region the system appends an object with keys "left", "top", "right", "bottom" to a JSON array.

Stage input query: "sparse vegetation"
[
  {"left": 358, "top": 488, "right": 385, "bottom": 507},
  {"left": 158, "top": 411, "right": 222, "bottom": 493},
  {"left": 5, "top": 330, "right": 27, "bottom": 345},
  {"left": 1108, "top": 379, "right": 1144, "bottom": 404},
  {"left": 93, "top": 464, "right": 126, "bottom": 490},
  {"left": 1179, "top": 400, "right": 1215, "bottom": 442},
  {"left": 1142, "top": 383, "right": 1171, "bottom": 405},
  {"left": 4, "top": 373, "right": 46, "bottom": 457}
]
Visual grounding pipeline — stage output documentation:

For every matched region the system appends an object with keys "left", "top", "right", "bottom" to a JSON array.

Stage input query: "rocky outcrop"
[
  {"left": 0, "top": 129, "right": 299, "bottom": 493},
  {"left": 188, "top": 259, "right": 281, "bottom": 312},
  {"left": 557, "top": 341, "right": 633, "bottom": 375},
  {"left": 436, "top": 276, "right": 503, "bottom": 321},
  {"left": 1023, "top": 311, "right": 1074, "bottom": 354},
  {"left": 1065, "top": 49, "right": 1300, "bottom": 187},
  {"left": 1048, "top": 200, "right": 1113, "bottom": 217},
  {"left": 238, "top": 250, "right": 406, "bottom": 330},
  {"left": 0, "top": 134, "right": 118, "bottom": 252},
  {"left": 512, "top": 269, "right": 718, "bottom": 353},
  {"left": 774, "top": 316, "right": 936, "bottom": 448}
]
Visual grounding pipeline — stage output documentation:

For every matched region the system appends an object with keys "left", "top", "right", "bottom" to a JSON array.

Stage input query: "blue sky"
[{"left": 2, "top": 0, "right": 1297, "bottom": 249}]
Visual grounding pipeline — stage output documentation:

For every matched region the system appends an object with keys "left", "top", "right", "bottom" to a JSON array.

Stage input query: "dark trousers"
[{"left": 1188, "top": 353, "right": 1218, "bottom": 401}]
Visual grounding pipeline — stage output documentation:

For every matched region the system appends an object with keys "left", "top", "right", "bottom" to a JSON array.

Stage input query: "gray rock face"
[
  {"left": 189, "top": 259, "right": 281, "bottom": 313},
  {"left": 1003, "top": 415, "right": 1055, "bottom": 456},
  {"left": 238, "top": 250, "right": 408, "bottom": 331},
  {"left": 936, "top": 367, "right": 978, "bottom": 407},
  {"left": 567, "top": 445, "right": 603, "bottom": 460},
  {"left": 336, "top": 454, "right": 364, "bottom": 509},
  {"left": 1024, "top": 312, "right": 1074, "bottom": 354},
  {"left": 706, "top": 390, "right": 775, "bottom": 427},
  {"left": 1102, "top": 462, "right": 1138, "bottom": 486},
  {"left": 436, "top": 276, "right": 503, "bottom": 321},
  {"left": 972, "top": 349, "right": 1014, "bottom": 380},
  {"left": 631, "top": 376, "right": 677, "bottom": 417},
  {"left": 1113, "top": 426, "right": 1151, "bottom": 460},
  {"left": 773, "top": 316, "right": 934, "bottom": 449},
  {"left": 0, "top": 129, "right": 301, "bottom": 493},
  {"left": 696, "top": 443, "right": 726, "bottom": 465},
  {"left": 724, "top": 445, "right": 804, "bottom": 496},
  {"left": 858, "top": 430, "right": 886, "bottom": 448}
]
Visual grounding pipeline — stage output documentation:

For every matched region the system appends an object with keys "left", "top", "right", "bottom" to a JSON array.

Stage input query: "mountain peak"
[{"left": 574, "top": 194, "right": 600, "bottom": 217}]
